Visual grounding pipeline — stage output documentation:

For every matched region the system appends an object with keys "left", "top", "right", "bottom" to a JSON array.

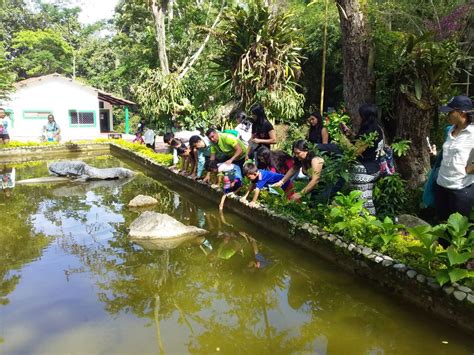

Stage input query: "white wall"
[{"left": 4, "top": 76, "right": 101, "bottom": 141}]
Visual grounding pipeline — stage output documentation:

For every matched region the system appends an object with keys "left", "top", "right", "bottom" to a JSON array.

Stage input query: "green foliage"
[
  {"left": 325, "top": 109, "right": 350, "bottom": 140},
  {"left": 0, "top": 44, "right": 14, "bottom": 100},
  {"left": 113, "top": 140, "right": 173, "bottom": 166},
  {"left": 407, "top": 213, "right": 474, "bottom": 286},
  {"left": 287, "top": 0, "right": 343, "bottom": 110},
  {"left": 370, "top": 216, "right": 404, "bottom": 248},
  {"left": 212, "top": 0, "right": 305, "bottom": 121},
  {"left": 132, "top": 69, "right": 192, "bottom": 128},
  {"left": 254, "top": 86, "right": 305, "bottom": 124},
  {"left": 0, "top": 140, "right": 58, "bottom": 148},
  {"left": 325, "top": 191, "right": 378, "bottom": 243},
  {"left": 373, "top": 174, "right": 408, "bottom": 218},
  {"left": 391, "top": 139, "right": 411, "bottom": 157},
  {"left": 396, "top": 34, "right": 463, "bottom": 110},
  {"left": 12, "top": 29, "right": 73, "bottom": 78}
]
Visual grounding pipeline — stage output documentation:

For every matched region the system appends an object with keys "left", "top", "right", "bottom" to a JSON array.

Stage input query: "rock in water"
[
  {"left": 48, "top": 161, "right": 134, "bottom": 180},
  {"left": 134, "top": 236, "right": 205, "bottom": 250},
  {"left": 129, "top": 211, "right": 208, "bottom": 239},
  {"left": 128, "top": 195, "right": 159, "bottom": 207}
]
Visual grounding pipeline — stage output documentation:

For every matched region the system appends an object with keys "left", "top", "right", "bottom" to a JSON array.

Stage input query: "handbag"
[
  {"left": 377, "top": 127, "right": 396, "bottom": 176},
  {"left": 422, "top": 150, "right": 443, "bottom": 208}
]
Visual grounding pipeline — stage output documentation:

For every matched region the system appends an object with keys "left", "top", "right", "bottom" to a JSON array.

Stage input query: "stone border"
[
  {"left": 110, "top": 143, "right": 474, "bottom": 335},
  {"left": 0, "top": 143, "right": 110, "bottom": 162}
]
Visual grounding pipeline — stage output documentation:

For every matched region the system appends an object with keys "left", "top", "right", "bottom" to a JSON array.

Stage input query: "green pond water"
[{"left": 0, "top": 155, "right": 473, "bottom": 354}]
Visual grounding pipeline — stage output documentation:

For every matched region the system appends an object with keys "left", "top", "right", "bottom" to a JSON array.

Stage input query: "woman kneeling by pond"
[{"left": 273, "top": 140, "right": 342, "bottom": 204}]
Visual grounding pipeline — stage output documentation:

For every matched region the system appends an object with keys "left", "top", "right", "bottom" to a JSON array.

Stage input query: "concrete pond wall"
[
  {"left": 0, "top": 143, "right": 110, "bottom": 163},
  {"left": 1, "top": 142, "right": 473, "bottom": 335}
]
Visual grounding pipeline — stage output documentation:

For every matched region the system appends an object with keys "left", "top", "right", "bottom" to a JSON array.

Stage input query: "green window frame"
[
  {"left": 22, "top": 110, "right": 53, "bottom": 120},
  {"left": 69, "top": 110, "right": 96, "bottom": 127}
]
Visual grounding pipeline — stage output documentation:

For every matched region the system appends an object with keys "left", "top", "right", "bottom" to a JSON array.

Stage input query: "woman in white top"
[
  {"left": 436, "top": 95, "right": 474, "bottom": 221},
  {"left": 234, "top": 112, "right": 252, "bottom": 146}
]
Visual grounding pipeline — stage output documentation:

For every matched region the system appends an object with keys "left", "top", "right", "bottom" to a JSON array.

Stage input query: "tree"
[
  {"left": 125, "top": 0, "right": 226, "bottom": 125},
  {"left": 212, "top": 0, "right": 305, "bottom": 121},
  {"left": 0, "top": 45, "right": 15, "bottom": 100},
  {"left": 371, "top": 0, "right": 471, "bottom": 187},
  {"left": 12, "top": 29, "right": 73, "bottom": 78},
  {"left": 335, "top": 0, "right": 374, "bottom": 130}
]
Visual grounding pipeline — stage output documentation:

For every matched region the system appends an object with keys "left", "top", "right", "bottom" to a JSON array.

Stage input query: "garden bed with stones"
[
  {"left": 0, "top": 142, "right": 110, "bottom": 163},
  {"left": 110, "top": 143, "right": 474, "bottom": 335}
]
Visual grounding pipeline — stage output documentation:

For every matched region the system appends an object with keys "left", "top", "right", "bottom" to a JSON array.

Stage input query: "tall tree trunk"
[
  {"left": 335, "top": 0, "right": 374, "bottom": 130},
  {"left": 151, "top": 0, "right": 170, "bottom": 75},
  {"left": 395, "top": 93, "right": 433, "bottom": 188}
]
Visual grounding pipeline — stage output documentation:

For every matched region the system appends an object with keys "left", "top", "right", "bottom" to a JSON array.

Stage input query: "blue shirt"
[
  {"left": 1, "top": 119, "right": 8, "bottom": 134},
  {"left": 254, "top": 169, "right": 289, "bottom": 190}
]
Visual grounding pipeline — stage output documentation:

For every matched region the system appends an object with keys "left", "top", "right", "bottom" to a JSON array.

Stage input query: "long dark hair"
[
  {"left": 308, "top": 111, "right": 323, "bottom": 143},
  {"left": 250, "top": 103, "right": 268, "bottom": 126},
  {"left": 292, "top": 139, "right": 315, "bottom": 170},
  {"left": 256, "top": 146, "right": 293, "bottom": 174},
  {"left": 358, "top": 104, "right": 378, "bottom": 136}
]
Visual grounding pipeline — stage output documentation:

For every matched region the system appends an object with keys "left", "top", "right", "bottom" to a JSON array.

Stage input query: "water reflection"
[{"left": 0, "top": 157, "right": 472, "bottom": 354}]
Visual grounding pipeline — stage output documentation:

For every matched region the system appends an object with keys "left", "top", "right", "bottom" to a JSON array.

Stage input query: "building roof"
[{"left": 14, "top": 73, "right": 136, "bottom": 106}]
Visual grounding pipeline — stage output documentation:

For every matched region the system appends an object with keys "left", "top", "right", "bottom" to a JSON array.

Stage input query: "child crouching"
[
  {"left": 241, "top": 163, "right": 296, "bottom": 207},
  {"left": 206, "top": 160, "right": 243, "bottom": 210}
]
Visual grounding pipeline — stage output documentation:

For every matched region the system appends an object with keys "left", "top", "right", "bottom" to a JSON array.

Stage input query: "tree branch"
[{"left": 178, "top": 0, "right": 225, "bottom": 80}]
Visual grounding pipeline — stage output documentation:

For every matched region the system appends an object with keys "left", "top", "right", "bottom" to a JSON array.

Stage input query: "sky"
[
  {"left": 40, "top": 0, "right": 121, "bottom": 25},
  {"left": 77, "top": 0, "right": 120, "bottom": 25}
]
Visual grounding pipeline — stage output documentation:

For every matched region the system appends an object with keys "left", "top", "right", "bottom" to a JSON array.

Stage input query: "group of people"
[
  {"left": 162, "top": 103, "right": 387, "bottom": 214},
  {"left": 162, "top": 97, "right": 473, "bottom": 221},
  {"left": 0, "top": 108, "right": 61, "bottom": 143}
]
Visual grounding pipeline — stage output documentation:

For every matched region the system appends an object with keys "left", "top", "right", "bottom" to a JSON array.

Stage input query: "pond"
[{"left": 0, "top": 155, "right": 473, "bottom": 354}]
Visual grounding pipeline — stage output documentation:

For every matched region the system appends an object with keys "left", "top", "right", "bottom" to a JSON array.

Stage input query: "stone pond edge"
[
  {"left": 110, "top": 143, "right": 474, "bottom": 335},
  {"left": 2, "top": 143, "right": 472, "bottom": 334}
]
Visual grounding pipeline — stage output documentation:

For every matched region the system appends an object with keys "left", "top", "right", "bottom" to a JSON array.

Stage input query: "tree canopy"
[{"left": 0, "top": 0, "right": 472, "bottom": 185}]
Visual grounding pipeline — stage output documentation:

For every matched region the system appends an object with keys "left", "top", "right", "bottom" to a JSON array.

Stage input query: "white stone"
[
  {"left": 406, "top": 270, "right": 417, "bottom": 279},
  {"left": 348, "top": 243, "right": 356, "bottom": 252},
  {"left": 328, "top": 234, "right": 337, "bottom": 242},
  {"left": 428, "top": 281, "right": 440, "bottom": 290},
  {"left": 453, "top": 291, "right": 467, "bottom": 301},
  {"left": 393, "top": 263, "right": 406, "bottom": 270},
  {"left": 128, "top": 195, "right": 159, "bottom": 207},
  {"left": 374, "top": 256, "right": 383, "bottom": 263},
  {"left": 362, "top": 247, "right": 373, "bottom": 256},
  {"left": 467, "top": 294, "right": 474, "bottom": 304},
  {"left": 382, "top": 260, "right": 393, "bottom": 267},
  {"left": 129, "top": 211, "right": 208, "bottom": 239},
  {"left": 416, "top": 274, "right": 426, "bottom": 283},
  {"left": 457, "top": 286, "right": 472, "bottom": 293},
  {"left": 443, "top": 286, "right": 454, "bottom": 295}
]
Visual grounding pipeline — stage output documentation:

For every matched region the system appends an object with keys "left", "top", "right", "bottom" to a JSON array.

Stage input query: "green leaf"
[
  {"left": 435, "top": 270, "right": 450, "bottom": 286},
  {"left": 446, "top": 246, "right": 472, "bottom": 266},
  {"left": 448, "top": 268, "right": 469, "bottom": 283},
  {"left": 446, "top": 213, "right": 471, "bottom": 239}
]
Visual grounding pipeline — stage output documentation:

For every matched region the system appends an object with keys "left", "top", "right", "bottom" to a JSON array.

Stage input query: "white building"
[{"left": 1, "top": 73, "right": 135, "bottom": 141}]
